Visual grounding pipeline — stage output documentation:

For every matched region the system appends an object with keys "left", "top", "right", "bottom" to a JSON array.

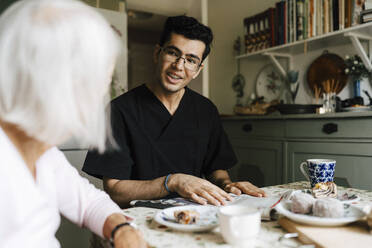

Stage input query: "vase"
[{"left": 353, "top": 79, "right": 361, "bottom": 97}]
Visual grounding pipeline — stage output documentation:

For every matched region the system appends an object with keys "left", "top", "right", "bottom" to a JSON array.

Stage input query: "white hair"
[{"left": 0, "top": 0, "right": 121, "bottom": 152}]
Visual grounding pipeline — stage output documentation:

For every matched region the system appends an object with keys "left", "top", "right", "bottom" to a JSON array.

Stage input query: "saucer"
[{"left": 154, "top": 205, "right": 218, "bottom": 232}]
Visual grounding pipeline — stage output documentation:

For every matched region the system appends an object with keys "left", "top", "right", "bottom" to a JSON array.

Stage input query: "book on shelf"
[
  {"left": 324, "top": 0, "right": 329, "bottom": 34},
  {"left": 340, "top": 0, "right": 345, "bottom": 29},
  {"left": 296, "top": 0, "right": 305, "bottom": 41},
  {"left": 284, "top": 0, "right": 287, "bottom": 44},
  {"left": 333, "top": 0, "right": 340, "bottom": 31},
  {"left": 360, "top": 8, "right": 372, "bottom": 23},
  {"left": 316, "top": 0, "right": 323, "bottom": 35},
  {"left": 241, "top": 0, "right": 366, "bottom": 54},
  {"left": 329, "top": 0, "right": 332, "bottom": 32},
  {"left": 351, "top": 0, "right": 366, "bottom": 26},
  {"left": 268, "top": 8, "right": 276, "bottom": 47}
]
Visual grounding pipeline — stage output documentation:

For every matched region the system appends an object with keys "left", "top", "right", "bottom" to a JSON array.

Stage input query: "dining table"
[{"left": 96, "top": 181, "right": 372, "bottom": 248}]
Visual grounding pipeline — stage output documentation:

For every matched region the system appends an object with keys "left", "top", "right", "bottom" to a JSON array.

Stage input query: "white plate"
[
  {"left": 154, "top": 205, "right": 218, "bottom": 232},
  {"left": 341, "top": 106, "right": 372, "bottom": 112},
  {"left": 275, "top": 201, "right": 366, "bottom": 226}
]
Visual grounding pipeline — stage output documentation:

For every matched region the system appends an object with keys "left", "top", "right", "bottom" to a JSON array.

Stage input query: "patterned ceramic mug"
[{"left": 300, "top": 159, "right": 336, "bottom": 187}]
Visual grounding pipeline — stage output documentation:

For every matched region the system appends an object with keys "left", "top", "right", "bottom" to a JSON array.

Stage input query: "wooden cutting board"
[{"left": 279, "top": 217, "right": 372, "bottom": 248}]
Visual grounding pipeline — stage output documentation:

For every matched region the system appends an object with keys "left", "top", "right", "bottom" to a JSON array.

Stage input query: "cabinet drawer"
[
  {"left": 223, "top": 120, "right": 284, "bottom": 139},
  {"left": 285, "top": 118, "right": 372, "bottom": 139}
]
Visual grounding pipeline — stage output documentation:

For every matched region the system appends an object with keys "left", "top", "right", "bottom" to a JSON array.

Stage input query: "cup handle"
[{"left": 300, "top": 162, "right": 310, "bottom": 181}]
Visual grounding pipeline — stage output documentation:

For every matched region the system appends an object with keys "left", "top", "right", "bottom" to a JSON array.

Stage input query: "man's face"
[{"left": 154, "top": 33, "right": 205, "bottom": 94}]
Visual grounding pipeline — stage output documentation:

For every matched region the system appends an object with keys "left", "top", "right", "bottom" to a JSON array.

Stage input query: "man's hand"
[
  {"left": 167, "top": 173, "right": 233, "bottom": 206},
  {"left": 223, "top": 181, "right": 267, "bottom": 197}
]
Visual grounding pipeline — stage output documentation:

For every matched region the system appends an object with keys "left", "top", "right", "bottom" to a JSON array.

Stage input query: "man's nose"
[{"left": 173, "top": 57, "right": 186, "bottom": 70}]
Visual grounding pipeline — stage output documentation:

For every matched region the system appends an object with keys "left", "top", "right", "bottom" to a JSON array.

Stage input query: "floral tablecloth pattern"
[{"left": 116, "top": 182, "right": 372, "bottom": 248}]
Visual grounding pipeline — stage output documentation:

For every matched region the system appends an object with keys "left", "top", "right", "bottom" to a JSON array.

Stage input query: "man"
[{"left": 83, "top": 15, "right": 266, "bottom": 207}]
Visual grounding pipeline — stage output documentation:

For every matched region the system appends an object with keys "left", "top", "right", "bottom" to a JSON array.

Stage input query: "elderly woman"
[{"left": 0, "top": 0, "right": 146, "bottom": 247}]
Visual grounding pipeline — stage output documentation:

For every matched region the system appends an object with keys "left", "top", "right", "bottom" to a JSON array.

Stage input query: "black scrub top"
[{"left": 82, "top": 84, "right": 237, "bottom": 181}]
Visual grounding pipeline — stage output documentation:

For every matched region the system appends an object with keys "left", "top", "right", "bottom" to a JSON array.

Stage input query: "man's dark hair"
[{"left": 159, "top": 15, "right": 213, "bottom": 62}]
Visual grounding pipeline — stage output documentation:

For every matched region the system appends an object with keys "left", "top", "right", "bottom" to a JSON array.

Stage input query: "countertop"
[{"left": 221, "top": 111, "right": 372, "bottom": 121}]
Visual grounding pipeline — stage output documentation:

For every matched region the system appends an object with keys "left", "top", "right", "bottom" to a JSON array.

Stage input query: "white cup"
[{"left": 218, "top": 205, "right": 261, "bottom": 248}]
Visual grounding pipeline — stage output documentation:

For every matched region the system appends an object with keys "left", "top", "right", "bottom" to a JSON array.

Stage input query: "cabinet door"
[
  {"left": 286, "top": 141, "right": 372, "bottom": 190},
  {"left": 228, "top": 139, "right": 283, "bottom": 187}
]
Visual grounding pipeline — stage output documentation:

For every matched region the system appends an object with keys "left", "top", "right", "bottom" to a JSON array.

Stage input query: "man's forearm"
[{"left": 103, "top": 176, "right": 169, "bottom": 208}]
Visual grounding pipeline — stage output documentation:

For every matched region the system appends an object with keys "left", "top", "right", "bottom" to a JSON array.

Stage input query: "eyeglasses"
[{"left": 160, "top": 47, "right": 201, "bottom": 72}]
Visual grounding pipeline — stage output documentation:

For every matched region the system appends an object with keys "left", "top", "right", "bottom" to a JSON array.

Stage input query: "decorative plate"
[
  {"left": 275, "top": 201, "right": 366, "bottom": 226},
  {"left": 154, "top": 205, "right": 219, "bottom": 232},
  {"left": 255, "top": 64, "right": 285, "bottom": 102}
]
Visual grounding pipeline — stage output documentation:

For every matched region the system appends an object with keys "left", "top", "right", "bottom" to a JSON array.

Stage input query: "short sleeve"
[
  {"left": 201, "top": 106, "right": 237, "bottom": 176},
  {"left": 82, "top": 102, "right": 133, "bottom": 180}
]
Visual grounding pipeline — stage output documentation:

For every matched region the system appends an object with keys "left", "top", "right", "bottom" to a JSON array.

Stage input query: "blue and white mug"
[{"left": 300, "top": 159, "right": 336, "bottom": 187}]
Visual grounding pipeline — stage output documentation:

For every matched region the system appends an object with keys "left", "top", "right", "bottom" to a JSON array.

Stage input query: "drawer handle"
[
  {"left": 322, "top": 123, "right": 338, "bottom": 134},
  {"left": 242, "top": 123, "right": 253, "bottom": 133}
]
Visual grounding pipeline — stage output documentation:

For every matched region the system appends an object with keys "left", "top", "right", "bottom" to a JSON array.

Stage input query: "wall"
[
  {"left": 208, "top": 0, "right": 278, "bottom": 114},
  {"left": 208, "top": 0, "right": 372, "bottom": 114},
  {"left": 128, "top": 28, "right": 160, "bottom": 90},
  {"left": 0, "top": 0, "right": 15, "bottom": 15}
]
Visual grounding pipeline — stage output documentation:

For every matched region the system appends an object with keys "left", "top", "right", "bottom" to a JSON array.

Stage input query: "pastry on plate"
[
  {"left": 291, "top": 192, "right": 315, "bottom": 214},
  {"left": 312, "top": 182, "right": 337, "bottom": 198},
  {"left": 313, "top": 198, "right": 344, "bottom": 218},
  {"left": 174, "top": 210, "right": 200, "bottom": 224}
]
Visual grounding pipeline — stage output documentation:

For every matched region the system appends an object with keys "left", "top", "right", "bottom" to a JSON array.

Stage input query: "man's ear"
[
  {"left": 192, "top": 64, "right": 204, "bottom": 79},
  {"left": 153, "top": 44, "right": 161, "bottom": 64}
]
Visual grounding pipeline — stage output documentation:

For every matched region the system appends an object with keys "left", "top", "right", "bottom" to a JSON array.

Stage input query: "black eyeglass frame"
[{"left": 159, "top": 46, "right": 202, "bottom": 71}]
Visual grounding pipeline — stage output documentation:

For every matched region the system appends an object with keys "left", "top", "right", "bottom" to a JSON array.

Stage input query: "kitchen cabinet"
[
  {"left": 286, "top": 141, "right": 372, "bottom": 189},
  {"left": 228, "top": 139, "right": 283, "bottom": 187},
  {"left": 222, "top": 112, "right": 372, "bottom": 190},
  {"left": 224, "top": 119, "right": 284, "bottom": 187}
]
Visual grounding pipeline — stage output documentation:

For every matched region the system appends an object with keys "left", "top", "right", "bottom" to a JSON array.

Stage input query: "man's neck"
[
  {"left": 0, "top": 120, "right": 49, "bottom": 180},
  {"left": 146, "top": 83, "right": 185, "bottom": 115}
]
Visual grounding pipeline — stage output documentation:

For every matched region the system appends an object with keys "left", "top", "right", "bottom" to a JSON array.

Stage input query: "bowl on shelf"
[{"left": 276, "top": 104, "right": 322, "bottom": 115}]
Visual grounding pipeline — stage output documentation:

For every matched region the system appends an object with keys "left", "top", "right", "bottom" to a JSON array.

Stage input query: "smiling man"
[{"left": 83, "top": 16, "right": 266, "bottom": 207}]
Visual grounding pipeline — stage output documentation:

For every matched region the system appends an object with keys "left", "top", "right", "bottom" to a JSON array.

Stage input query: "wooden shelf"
[{"left": 236, "top": 22, "right": 372, "bottom": 60}]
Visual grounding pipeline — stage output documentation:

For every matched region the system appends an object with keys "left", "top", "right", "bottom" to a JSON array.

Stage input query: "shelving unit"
[{"left": 236, "top": 22, "right": 372, "bottom": 77}]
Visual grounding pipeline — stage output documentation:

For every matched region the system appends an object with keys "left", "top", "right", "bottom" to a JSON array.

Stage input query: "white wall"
[
  {"left": 208, "top": 0, "right": 372, "bottom": 114},
  {"left": 208, "top": 0, "right": 278, "bottom": 114}
]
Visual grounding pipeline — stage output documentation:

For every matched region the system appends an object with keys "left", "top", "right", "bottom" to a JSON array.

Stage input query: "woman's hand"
[
  {"left": 103, "top": 213, "right": 148, "bottom": 248},
  {"left": 113, "top": 225, "right": 147, "bottom": 248}
]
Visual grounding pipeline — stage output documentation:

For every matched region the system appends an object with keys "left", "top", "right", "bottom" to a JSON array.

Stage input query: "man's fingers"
[
  {"left": 239, "top": 183, "right": 266, "bottom": 197},
  {"left": 190, "top": 193, "right": 207, "bottom": 205},
  {"left": 199, "top": 191, "right": 221, "bottom": 206},
  {"left": 212, "top": 186, "right": 233, "bottom": 202},
  {"left": 208, "top": 190, "right": 229, "bottom": 205},
  {"left": 226, "top": 185, "right": 241, "bottom": 195}
]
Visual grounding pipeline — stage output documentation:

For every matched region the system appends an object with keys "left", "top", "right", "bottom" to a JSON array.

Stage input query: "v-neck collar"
[
  {"left": 0, "top": 126, "right": 40, "bottom": 185},
  {"left": 142, "top": 84, "right": 188, "bottom": 117},
  {"left": 139, "top": 84, "right": 191, "bottom": 141}
]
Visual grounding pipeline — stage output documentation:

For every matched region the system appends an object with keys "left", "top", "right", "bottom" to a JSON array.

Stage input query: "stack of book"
[
  {"left": 360, "top": 9, "right": 372, "bottom": 23},
  {"left": 244, "top": 0, "right": 365, "bottom": 54}
]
